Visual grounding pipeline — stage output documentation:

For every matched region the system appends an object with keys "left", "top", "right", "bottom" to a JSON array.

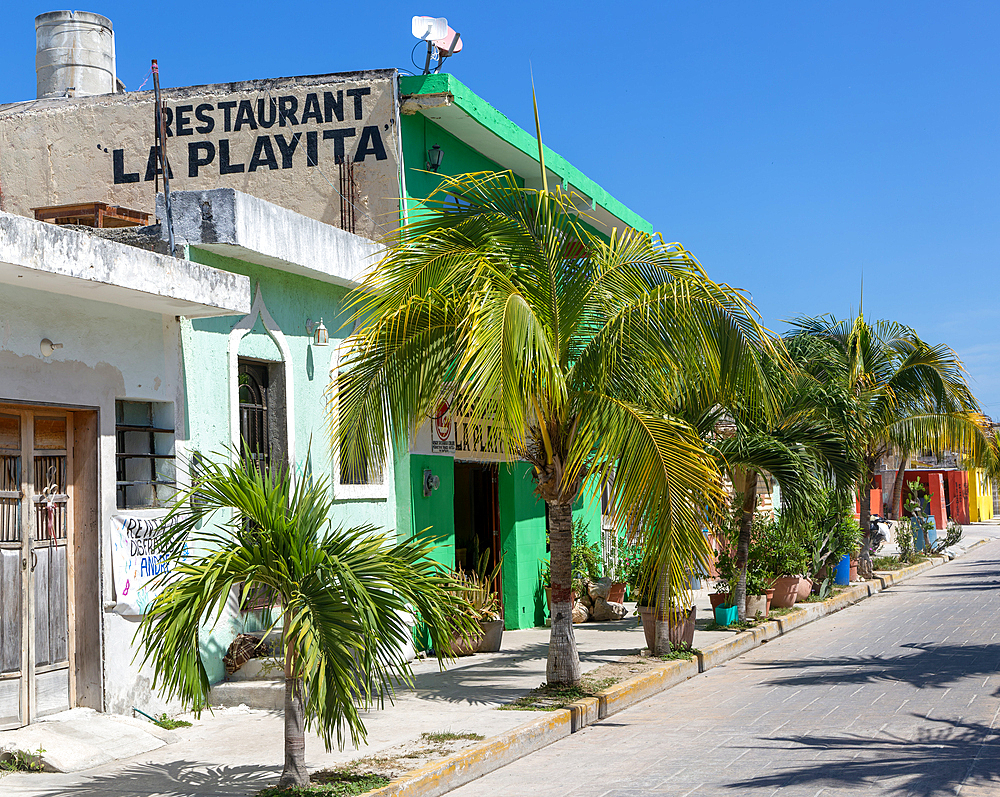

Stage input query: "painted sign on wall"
[
  {"left": 0, "top": 70, "right": 400, "bottom": 240},
  {"left": 109, "top": 513, "right": 176, "bottom": 616}
]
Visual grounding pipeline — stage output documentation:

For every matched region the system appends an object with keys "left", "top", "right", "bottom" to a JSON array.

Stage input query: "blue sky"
[{"left": 3, "top": 2, "right": 998, "bottom": 411}]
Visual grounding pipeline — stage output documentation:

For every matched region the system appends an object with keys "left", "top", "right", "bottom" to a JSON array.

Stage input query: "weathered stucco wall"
[
  {"left": 0, "top": 279, "right": 186, "bottom": 716},
  {"left": 0, "top": 70, "right": 401, "bottom": 240}
]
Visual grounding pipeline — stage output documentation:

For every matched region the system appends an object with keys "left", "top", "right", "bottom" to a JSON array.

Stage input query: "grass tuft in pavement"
[
  {"left": 256, "top": 770, "right": 390, "bottom": 796},
  {"left": 498, "top": 676, "right": 621, "bottom": 711},
  {"left": 420, "top": 731, "right": 484, "bottom": 743}
]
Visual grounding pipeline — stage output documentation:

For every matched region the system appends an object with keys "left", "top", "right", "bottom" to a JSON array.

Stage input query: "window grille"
[
  {"left": 116, "top": 401, "right": 175, "bottom": 509},
  {"left": 238, "top": 361, "right": 272, "bottom": 473},
  {"left": 331, "top": 349, "right": 386, "bottom": 498}
]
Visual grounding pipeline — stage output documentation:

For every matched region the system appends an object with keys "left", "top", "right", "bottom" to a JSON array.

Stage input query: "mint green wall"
[
  {"left": 498, "top": 463, "right": 548, "bottom": 629},
  {"left": 181, "top": 247, "right": 397, "bottom": 682}
]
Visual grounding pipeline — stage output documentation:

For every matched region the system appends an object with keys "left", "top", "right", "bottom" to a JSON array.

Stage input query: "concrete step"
[{"left": 208, "top": 680, "right": 284, "bottom": 711}]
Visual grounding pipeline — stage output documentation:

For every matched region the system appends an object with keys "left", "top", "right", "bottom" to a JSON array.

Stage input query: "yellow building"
[{"left": 967, "top": 469, "right": 994, "bottom": 522}]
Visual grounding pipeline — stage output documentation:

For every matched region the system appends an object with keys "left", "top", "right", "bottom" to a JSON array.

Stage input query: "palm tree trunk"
[
  {"left": 652, "top": 565, "right": 672, "bottom": 656},
  {"left": 735, "top": 471, "right": 757, "bottom": 622},
  {"left": 889, "top": 450, "right": 909, "bottom": 520},
  {"left": 858, "top": 462, "right": 875, "bottom": 580},
  {"left": 546, "top": 501, "right": 581, "bottom": 685},
  {"left": 278, "top": 644, "right": 309, "bottom": 788}
]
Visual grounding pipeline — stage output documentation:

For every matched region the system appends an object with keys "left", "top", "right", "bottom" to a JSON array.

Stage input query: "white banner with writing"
[{"left": 109, "top": 513, "right": 175, "bottom": 616}]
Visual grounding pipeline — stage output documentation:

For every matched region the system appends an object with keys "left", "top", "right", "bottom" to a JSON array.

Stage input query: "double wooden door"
[{"left": 0, "top": 408, "right": 73, "bottom": 729}]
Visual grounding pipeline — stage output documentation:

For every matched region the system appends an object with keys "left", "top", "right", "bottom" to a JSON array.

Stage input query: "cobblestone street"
[{"left": 448, "top": 541, "right": 1000, "bottom": 797}]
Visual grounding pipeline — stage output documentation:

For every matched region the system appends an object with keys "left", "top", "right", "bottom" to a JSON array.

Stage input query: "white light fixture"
[
  {"left": 427, "top": 144, "right": 443, "bottom": 172},
  {"left": 306, "top": 318, "right": 329, "bottom": 347},
  {"left": 40, "top": 338, "right": 63, "bottom": 357}
]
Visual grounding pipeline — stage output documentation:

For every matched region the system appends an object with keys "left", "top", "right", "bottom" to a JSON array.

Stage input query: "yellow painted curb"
[
  {"left": 364, "top": 710, "right": 571, "bottom": 797},
  {"left": 596, "top": 658, "right": 698, "bottom": 719}
]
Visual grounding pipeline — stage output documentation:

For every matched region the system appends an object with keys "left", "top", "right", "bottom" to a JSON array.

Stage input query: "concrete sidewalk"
[{"left": 3, "top": 522, "right": 998, "bottom": 796}]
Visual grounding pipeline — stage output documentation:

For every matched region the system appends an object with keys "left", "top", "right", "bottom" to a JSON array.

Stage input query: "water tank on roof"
[{"left": 35, "top": 10, "right": 118, "bottom": 99}]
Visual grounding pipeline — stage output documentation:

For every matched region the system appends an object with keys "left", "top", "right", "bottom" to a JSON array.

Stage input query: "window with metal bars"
[
  {"left": 238, "top": 361, "right": 272, "bottom": 474},
  {"left": 115, "top": 401, "right": 176, "bottom": 509}
]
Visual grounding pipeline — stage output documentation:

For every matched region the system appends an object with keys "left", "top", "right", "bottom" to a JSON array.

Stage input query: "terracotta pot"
[
  {"left": 764, "top": 587, "right": 775, "bottom": 614},
  {"left": 608, "top": 582, "right": 626, "bottom": 604},
  {"left": 709, "top": 592, "right": 730, "bottom": 610},
  {"left": 637, "top": 605, "right": 655, "bottom": 651},
  {"left": 746, "top": 594, "right": 768, "bottom": 619},
  {"left": 796, "top": 578, "right": 813, "bottom": 601},
  {"left": 849, "top": 559, "right": 858, "bottom": 583},
  {"left": 450, "top": 628, "right": 485, "bottom": 656},
  {"left": 770, "top": 576, "right": 801, "bottom": 608},
  {"left": 476, "top": 618, "right": 504, "bottom": 652},
  {"left": 637, "top": 606, "right": 696, "bottom": 650}
]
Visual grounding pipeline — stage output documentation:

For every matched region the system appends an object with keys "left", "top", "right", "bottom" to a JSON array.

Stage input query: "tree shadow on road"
[
  {"left": 726, "top": 715, "right": 1000, "bottom": 797},
  {"left": 752, "top": 641, "right": 1000, "bottom": 695},
  {"left": 28, "top": 760, "right": 276, "bottom": 797}
]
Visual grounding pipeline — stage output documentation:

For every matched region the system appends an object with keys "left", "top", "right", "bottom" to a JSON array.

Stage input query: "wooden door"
[{"left": 0, "top": 409, "right": 73, "bottom": 729}]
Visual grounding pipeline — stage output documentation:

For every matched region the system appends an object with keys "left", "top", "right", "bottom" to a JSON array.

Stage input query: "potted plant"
[
  {"left": 634, "top": 575, "right": 697, "bottom": 649},
  {"left": 452, "top": 553, "right": 504, "bottom": 654},
  {"left": 540, "top": 560, "right": 578, "bottom": 616}
]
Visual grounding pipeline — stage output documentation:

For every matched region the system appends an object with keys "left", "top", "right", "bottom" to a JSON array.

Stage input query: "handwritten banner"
[{"left": 109, "top": 514, "right": 174, "bottom": 616}]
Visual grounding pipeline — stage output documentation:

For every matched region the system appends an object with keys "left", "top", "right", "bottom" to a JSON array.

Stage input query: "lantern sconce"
[
  {"left": 306, "top": 318, "right": 329, "bottom": 347},
  {"left": 427, "top": 144, "right": 443, "bottom": 172}
]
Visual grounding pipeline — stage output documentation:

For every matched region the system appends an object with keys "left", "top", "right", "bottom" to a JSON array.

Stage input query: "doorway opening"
[{"left": 453, "top": 462, "right": 501, "bottom": 617}]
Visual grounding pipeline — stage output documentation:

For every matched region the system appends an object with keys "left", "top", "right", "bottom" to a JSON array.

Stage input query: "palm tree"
[
  {"left": 135, "top": 453, "right": 475, "bottom": 788},
  {"left": 786, "top": 312, "right": 995, "bottom": 577},
  {"left": 335, "top": 170, "right": 775, "bottom": 683},
  {"left": 680, "top": 364, "right": 858, "bottom": 621}
]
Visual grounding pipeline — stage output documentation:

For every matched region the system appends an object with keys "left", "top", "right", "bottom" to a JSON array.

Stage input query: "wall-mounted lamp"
[
  {"left": 40, "top": 338, "right": 63, "bottom": 358},
  {"left": 305, "top": 318, "right": 329, "bottom": 347},
  {"left": 427, "top": 144, "right": 443, "bottom": 172},
  {"left": 422, "top": 468, "right": 441, "bottom": 497}
]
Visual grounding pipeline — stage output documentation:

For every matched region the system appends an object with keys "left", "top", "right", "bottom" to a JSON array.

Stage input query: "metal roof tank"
[{"left": 35, "top": 10, "right": 117, "bottom": 99}]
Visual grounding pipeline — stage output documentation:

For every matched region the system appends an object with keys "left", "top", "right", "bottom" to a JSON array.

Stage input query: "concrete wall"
[{"left": 0, "top": 71, "right": 400, "bottom": 240}]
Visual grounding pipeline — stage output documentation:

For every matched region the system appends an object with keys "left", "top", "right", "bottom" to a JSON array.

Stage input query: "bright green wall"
[
  {"left": 396, "top": 451, "right": 455, "bottom": 566},
  {"left": 498, "top": 462, "right": 548, "bottom": 629},
  {"left": 399, "top": 114, "right": 521, "bottom": 215}
]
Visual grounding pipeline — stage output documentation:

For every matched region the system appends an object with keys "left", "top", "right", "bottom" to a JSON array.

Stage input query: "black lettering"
[
  {"left": 188, "top": 141, "right": 216, "bottom": 177},
  {"left": 218, "top": 139, "right": 245, "bottom": 174},
  {"left": 143, "top": 146, "right": 173, "bottom": 181},
  {"left": 301, "top": 92, "right": 322, "bottom": 125},
  {"left": 175, "top": 105, "right": 194, "bottom": 136},
  {"left": 323, "top": 90, "right": 344, "bottom": 122},
  {"left": 195, "top": 103, "right": 215, "bottom": 134},
  {"left": 257, "top": 98, "right": 277, "bottom": 128},
  {"left": 354, "top": 125, "right": 387, "bottom": 162},
  {"left": 217, "top": 100, "right": 237, "bottom": 132},
  {"left": 306, "top": 130, "right": 318, "bottom": 166},
  {"left": 112, "top": 149, "right": 139, "bottom": 184},
  {"left": 346, "top": 87, "right": 371, "bottom": 120},
  {"left": 233, "top": 100, "right": 257, "bottom": 132},
  {"left": 161, "top": 105, "right": 173, "bottom": 137},
  {"left": 323, "top": 128, "right": 356, "bottom": 164},
  {"left": 278, "top": 95, "right": 298, "bottom": 126},
  {"left": 247, "top": 136, "right": 278, "bottom": 171},
  {"left": 274, "top": 133, "right": 301, "bottom": 169}
]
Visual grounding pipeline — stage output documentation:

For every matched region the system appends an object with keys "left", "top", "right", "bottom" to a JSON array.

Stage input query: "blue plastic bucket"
[
  {"left": 714, "top": 604, "right": 738, "bottom": 626},
  {"left": 834, "top": 553, "right": 851, "bottom": 585}
]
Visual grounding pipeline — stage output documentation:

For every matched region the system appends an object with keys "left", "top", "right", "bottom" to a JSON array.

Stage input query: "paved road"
[{"left": 449, "top": 541, "right": 1000, "bottom": 797}]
